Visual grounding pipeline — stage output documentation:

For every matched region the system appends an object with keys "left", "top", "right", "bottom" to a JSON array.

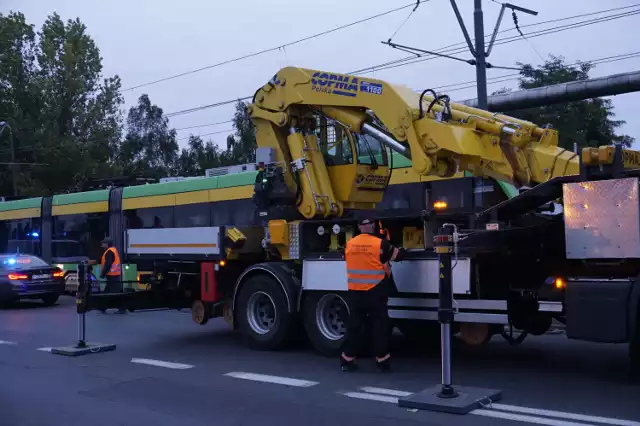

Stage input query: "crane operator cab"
[{"left": 253, "top": 113, "right": 390, "bottom": 222}]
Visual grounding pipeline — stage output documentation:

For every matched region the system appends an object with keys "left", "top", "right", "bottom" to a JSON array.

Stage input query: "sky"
[{"left": 4, "top": 0, "right": 640, "bottom": 150}]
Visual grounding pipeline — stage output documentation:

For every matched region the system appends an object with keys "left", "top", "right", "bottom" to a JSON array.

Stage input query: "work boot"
[
  {"left": 376, "top": 357, "right": 391, "bottom": 373},
  {"left": 340, "top": 355, "right": 358, "bottom": 372}
]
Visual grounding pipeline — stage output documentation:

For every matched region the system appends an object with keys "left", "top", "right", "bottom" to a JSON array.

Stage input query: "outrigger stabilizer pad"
[
  {"left": 51, "top": 343, "right": 116, "bottom": 357},
  {"left": 397, "top": 385, "right": 502, "bottom": 415}
]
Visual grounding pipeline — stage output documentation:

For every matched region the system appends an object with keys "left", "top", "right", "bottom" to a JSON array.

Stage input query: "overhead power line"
[
  {"left": 181, "top": 51, "right": 640, "bottom": 141},
  {"left": 442, "top": 52, "right": 640, "bottom": 93},
  {"left": 164, "top": 7, "right": 640, "bottom": 119},
  {"left": 174, "top": 120, "right": 233, "bottom": 131},
  {"left": 177, "top": 128, "right": 235, "bottom": 141},
  {"left": 354, "top": 7, "right": 640, "bottom": 75},
  {"left": 179, "top": 49, "right": 640, "bottom": 143},
  {"left": 122, "top": 2, "right": 422, "bottom": 92}
]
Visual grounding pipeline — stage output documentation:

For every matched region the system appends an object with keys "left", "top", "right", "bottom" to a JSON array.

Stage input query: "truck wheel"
[
  {"left": 303, "top": 292, "right": 351, "bottom": 357},
  {"left": 235, "top": 274, "right": 294, "bottom": 351}
]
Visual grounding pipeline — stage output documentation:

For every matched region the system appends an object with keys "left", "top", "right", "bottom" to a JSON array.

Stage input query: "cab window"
[
  {"left": 318, "top": 122, "right": 353, "bottom": 166},
  {"left": 354, "top": 133, "right": 388, "bottom": 166}
]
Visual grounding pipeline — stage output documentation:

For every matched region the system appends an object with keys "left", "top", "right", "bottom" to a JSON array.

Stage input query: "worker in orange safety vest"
[
  {"left": 341, "top": 214, "right": 406, "bottom": 372},
  {"left": 99, "top": 236, "right": 126, "bottom": 314}
]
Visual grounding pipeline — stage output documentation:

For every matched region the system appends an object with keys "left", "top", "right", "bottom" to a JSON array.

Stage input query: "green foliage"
[
  {"left": 0, "top": 11, "right": 124, "bottom": 195},
  {"left": 492, "top": 55, "right": 634, "bottom": 151},
  {"left": 176, "top": 100, "right": 256, "bottom": 175}
]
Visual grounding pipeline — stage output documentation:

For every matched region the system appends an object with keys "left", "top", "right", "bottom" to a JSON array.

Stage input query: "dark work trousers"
[
  {"left": 342, "top": 278, "right": 391, "bottom": 359},
  {"left": 103, "top": 274, "right": 123, "bottom": 294}
]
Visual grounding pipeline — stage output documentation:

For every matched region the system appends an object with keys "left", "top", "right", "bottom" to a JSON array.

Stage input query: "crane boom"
[{"left": 248, "top": 67, "right": 639, "bottom": 219}]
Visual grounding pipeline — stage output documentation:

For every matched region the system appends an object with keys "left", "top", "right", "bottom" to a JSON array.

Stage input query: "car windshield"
[{"left": 0, "top": 255, "right": 49, "bottom": 270}]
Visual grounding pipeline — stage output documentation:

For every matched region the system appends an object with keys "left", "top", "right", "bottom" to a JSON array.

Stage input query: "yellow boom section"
[{"left": 249, "top": 66, "right": 639, "bottom": 218}]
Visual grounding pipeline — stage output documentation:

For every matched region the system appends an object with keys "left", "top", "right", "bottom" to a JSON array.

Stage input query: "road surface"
[{"left": 0, "top": 296, "right": 638, "bottom": 426}]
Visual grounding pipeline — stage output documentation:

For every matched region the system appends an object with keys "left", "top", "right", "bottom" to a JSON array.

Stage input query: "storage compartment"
[{"left": 565, "top": 279, "right": 632, "bottom": 343}]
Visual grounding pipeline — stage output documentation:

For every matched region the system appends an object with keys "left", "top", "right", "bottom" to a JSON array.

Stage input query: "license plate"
[{"left": 32, "top": 274, "right": 50, "bottom": 280}]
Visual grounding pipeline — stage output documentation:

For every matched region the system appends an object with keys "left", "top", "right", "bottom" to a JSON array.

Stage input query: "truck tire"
[
  {"left": 235, "top": 274, "right": 295, "bottom": 351},
  {"left": 302, "top": 291, "right": 375, "bottom": 357},
  {"left": 302, "top": 291, "right": 351, "bottom": 357}
]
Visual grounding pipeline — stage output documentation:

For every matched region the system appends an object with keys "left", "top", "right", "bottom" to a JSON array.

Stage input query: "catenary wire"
[
  {"left": 122, "top": 2, "right": 422, "bottom": 92},
  {"left": 165, "top": 8, "right": 640, "bottom": 119}
]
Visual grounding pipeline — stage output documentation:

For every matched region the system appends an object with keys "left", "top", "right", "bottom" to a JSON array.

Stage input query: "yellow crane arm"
[{"left": 248, "top": 66, "right": 640, "bottom": 218}]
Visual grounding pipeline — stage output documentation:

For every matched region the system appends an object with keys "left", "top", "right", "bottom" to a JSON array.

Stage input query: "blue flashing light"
[
  {"left": 30, "top": 232, "right": 39, "bottom": 238},
  {"left": 7, "top": 258, "right": 16, "bottom": 265}
]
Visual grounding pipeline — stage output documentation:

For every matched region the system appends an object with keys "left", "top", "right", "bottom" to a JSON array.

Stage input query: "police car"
[{"left": 0, "top": 254, "right": 65, "bottom": 306}]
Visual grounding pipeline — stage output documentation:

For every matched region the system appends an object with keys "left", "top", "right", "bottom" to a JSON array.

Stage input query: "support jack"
[
  {"left": 51, "top": 262, "right": 116, "bottom": 357},
  {"left": 397, "top": 224, "right": 501, "bottom": 414}
]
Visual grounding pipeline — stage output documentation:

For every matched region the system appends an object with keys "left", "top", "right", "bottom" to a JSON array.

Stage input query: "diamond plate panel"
[{"left": 563, "top": 178, "right": 640, "bottom": 259}]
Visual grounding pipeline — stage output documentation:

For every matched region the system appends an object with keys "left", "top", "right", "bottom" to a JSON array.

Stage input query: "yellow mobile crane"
[
  {"left": 88, "top": 67, "right": 640, "bottom": 371},
  {"left": 248, "top": 67, "right": 640, "bottom": 218}
]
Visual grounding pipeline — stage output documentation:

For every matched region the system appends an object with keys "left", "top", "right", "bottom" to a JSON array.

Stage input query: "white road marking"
[
  {"left": 223, "top": 372, "right": 318, "bottom": 387},
  {"left": 36, "top": 347, "right": 52, "bottom": 352},
  {"left": 130, "top": 358, "right": 194, "bottom": 370},
  {"left": 0, "top": 340, "right": 16, "bottom": 345},
  {"left": 472, "top": 409, "right": 596, "bottom": 426},
  {"left": 490, "top": 403, "right": 640, "bottom": 426},
  {"left": 359, "top": 387, "right": 412, "bottom": 397},
  {"left": 341, "top": 387, "right": 640, "bottom": 426},
  {"left": 341, "top": 391, "right": 399, "bottom": 404}
]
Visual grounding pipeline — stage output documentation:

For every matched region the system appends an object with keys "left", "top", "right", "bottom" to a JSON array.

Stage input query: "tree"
[
  {"left": 0, "top": 11, "right": 124, "bottom": 195},
  {"left": 224, "top": 100, "right": 256, "bottom": 165},
  {"left": 175, "top": 100, "right": 256, "bottom": 176},
  {"left": 117, "top": 94, "right": 178, "bottom": 180},
  {"left": 492, "top": 55, "right": 634, "bottom": 151}
]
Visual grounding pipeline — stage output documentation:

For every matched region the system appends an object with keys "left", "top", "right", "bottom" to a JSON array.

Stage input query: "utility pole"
[
  {"left": 449, "top": 0, "right": 538, "bottom": 110},
  {"left": 473, "top": 0, "right": 488, "bottom": 110},
  {"left": 382, "top": 1, "right": 538, "bottom": 111}
]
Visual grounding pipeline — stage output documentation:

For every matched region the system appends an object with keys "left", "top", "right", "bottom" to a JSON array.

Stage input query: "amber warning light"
[
  {"left": 545, "top": 276, "right": 565, "bottom": 289},
  {"left": 433, "top": 201, "right": 448, "bottom": 209}
]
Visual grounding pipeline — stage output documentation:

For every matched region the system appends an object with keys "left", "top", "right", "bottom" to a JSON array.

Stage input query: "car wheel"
[
  {"left": 41, "top": 294, "right": 60, "bottom": 306},
  {"left": 235, "top": 274, "right": 295, "bottom": 351}
]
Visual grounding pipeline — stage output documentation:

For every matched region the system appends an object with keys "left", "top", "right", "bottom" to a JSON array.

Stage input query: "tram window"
[
  {"left": 211, "top": 199, "right": 255, "bottom": 226},
  {"left": 1, "top": 218, "right": 41, "bottom": 255},
  {"left": 52, "top": 213, "right": 108, "bottom": 260},
  {"left": 125, "top": 207, "right": 174, "bottom": 229},
  {"left": 174, "top": 203, "right": 210, "bottom": 227},
  {"left": 354, "top": 133, "right": 387, "bottom": 166}
]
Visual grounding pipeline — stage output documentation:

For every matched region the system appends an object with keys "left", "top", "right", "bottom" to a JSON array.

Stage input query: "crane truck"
[{"left": 71, "top": 67, "right": 640, "bottom": 371}]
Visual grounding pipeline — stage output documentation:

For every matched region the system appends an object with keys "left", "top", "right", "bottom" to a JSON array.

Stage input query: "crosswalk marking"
[
  {"left": 130, "top": 358, "right": 194, "bottom": 369},
  {"left": 224, "top": 372, "right": 318, "bottom": 387}
]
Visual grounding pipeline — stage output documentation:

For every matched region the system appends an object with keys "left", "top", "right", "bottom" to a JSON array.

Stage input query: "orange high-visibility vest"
[
  {"left": 101, "top": 247, "right": 121, "bottom": 276},
  {"left": 345, "top": 234, "right": 388, "bottom": 291}
]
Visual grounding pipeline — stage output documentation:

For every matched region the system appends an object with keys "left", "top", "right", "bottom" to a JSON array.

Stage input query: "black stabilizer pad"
[
  {"left": 51, "top": 343, "right": 116, "bottom": 357},
  {"left": 398, "top": 385, "right": 502, "bottom": 415}
]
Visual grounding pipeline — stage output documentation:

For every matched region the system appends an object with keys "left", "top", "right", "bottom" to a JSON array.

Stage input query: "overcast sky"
[{"left": 5, "top": 0, "right": 640, "bottom": 149}]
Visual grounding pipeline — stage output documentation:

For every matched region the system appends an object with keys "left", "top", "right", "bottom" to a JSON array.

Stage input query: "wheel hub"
[
  {"left": 247, "top": 291, "right": 277, "bottom": 335},
  {"left": 316, "top": 294, "right": 349, "bottom": 341}
]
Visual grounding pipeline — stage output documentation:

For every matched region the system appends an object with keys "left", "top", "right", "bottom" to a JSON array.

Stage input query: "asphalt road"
[{"left": 0, "top": 296, "right": 639, "bottom": 426}]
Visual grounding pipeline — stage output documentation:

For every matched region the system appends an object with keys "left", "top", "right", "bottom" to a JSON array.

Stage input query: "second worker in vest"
[
  {"left": 341, "top": 215, "right": 406, "bottom": 372},
  {"left": 100, "top": 237, "right": 126, "bottom": 314}
]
